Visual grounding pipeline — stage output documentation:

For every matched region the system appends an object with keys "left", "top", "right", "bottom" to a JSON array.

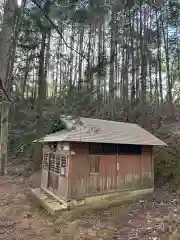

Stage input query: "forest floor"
[{"left": 1, "top": 165, "right": 180, "bottom": 239}]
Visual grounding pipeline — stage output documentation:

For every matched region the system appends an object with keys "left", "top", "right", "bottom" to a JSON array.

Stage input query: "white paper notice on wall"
[
  {"left": 57, "top": 143, "right": 70, "bottom": 151},
  {"left": 57, "top": 143, "right": 62, "bottom": 151},
  {"left": 63, "top": 144, "right": 70, "bottom": 151},
  {"left": 117, "top": 163, "right": 119, "bottom": 171}
]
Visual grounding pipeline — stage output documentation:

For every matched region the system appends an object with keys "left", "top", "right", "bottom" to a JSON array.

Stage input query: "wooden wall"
[
  {"left": 68, "top": 143, "right": 90, "bottom": 199},
  {"left": 68, "top": 142, "right": 154, "bottom": 200},
  {"left": 116, "top": 146, "right": 153, "bottom": 190}
]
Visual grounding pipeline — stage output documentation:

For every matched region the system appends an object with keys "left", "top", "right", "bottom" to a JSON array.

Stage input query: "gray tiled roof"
[{"left": 39, "top": 117, "right": 166, "bottom": 146}]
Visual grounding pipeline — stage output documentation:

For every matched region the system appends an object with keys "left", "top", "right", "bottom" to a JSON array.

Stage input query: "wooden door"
[
  {"left": 48, "top": 152, "right": 59, "bottom": 195},
  {"left": 88, "top": 155, "right": 100, "bottom": 194},
  {"left": 141, "top": 147, "right": 153, "bottom": 187},
  {"left": 117, "top": 155, "right": 141, "bottom": 190},
  {"left": 99, "top": 155, "right": 117, "bottom": 193}
]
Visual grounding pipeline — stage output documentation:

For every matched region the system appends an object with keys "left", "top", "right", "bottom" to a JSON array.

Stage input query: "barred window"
[
  {"left": 60, "top": 156, "right": 67, "bottom": 177},
  {"left": 45, "top": 152, "right": 67, "bottom": 177},
  {"left": 43, "top": 152, "right": 49, "bottom": 169},
  {"left": 49, "top": 153, "right": 56, "bottom": 172},
  {"left": 55, "top": 155, "right": 61, "bottom": 173}
]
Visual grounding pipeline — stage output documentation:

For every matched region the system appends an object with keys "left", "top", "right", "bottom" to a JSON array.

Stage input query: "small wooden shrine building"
[{"left": 38, "top": 117, "right": 166, "bottom": 206}]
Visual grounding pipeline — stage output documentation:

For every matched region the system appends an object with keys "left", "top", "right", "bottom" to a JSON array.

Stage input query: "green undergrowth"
[
  {"left": 9, "top": 102, "right": 69, "bottom": 157},
  {"left": 48, "top": 119, "right": 67, "bottom": 134},
  {"left": 154, "top": 134, "right": 180, "bottom": 187},
  {"left": 9, "top": 99, "right": 180, "bottom": 188}
]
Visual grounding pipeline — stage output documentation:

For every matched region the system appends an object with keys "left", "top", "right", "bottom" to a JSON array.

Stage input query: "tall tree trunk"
[
  {"left": 149, "top": 6, "right": 153, "bottom": 102},
  {"left": 44, "top": 29, "right": 51, "bottom": 98},
  {"left": 156, "top": 10, "right": 163, "bottom": 104},
  {"left": 135, "top": 18, "right": 140, "bottom": 101},
  {"left": 140, "top": 1, "right": 147, "bottom": 126},
  {"left": 97, "top": 19, "right": 103, "bottom": 101},
  {"left": 109, "top": 10, "right": 116, "bottom": 118},
  {"left": 21, "top": 52, "right": 32, "bottom": 98},
  {"left": 69, "top": 23, "right": 74, "bottom": 94},
  {"left": 129, "top": 11, "right": 135, "bottom": 107},
  {"left": 0, "top": 0, "right": 17, "bottom": 175},
  {"left": 35, "top": 30, "right": 46, "bottom": 170},
  {"left": 86, "top": 24, "right": 92, "bottom": 91},
  {"left": 53, "top": 41, "right": 60, "bottom": 104},
  {"left": 34, "top": 0, "right": 51, "bottom": 170},
  {"left": 155, "top": 58, "right": 161, "bottom": 128},
  {"left": 78, "top": 26, "right": 84, "bottom": 91},
  {"left": 121, "top": 36, "right": 125, "bottom": 102},
  {"left": 6, "top": 0, "right": 26, "bottom": 94},
  {"left": 162, "top": 8, "right": 173, "bottom": 108},
  {"left": 59, "top": 24, "right": 63, "bottom": 92},
  {"left": 109, "top": 10, "right": 116, "bottom": 99},
  {"left": 37, "top": 31, "right": 46, "bottom": 115}
]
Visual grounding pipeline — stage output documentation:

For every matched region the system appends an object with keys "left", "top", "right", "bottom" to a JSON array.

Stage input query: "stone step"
[{"left": 31, "top": 188, "right": 67, "bottom": 216}]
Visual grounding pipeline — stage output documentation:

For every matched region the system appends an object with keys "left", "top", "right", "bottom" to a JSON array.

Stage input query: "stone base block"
[{"left": 30, "top": 188, "right": 67, "bottom": 216}]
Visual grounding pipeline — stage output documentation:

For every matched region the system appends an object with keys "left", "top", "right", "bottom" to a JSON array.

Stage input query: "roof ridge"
[{"left": 80, "top": 117, "right": 138, "bottom": 125}]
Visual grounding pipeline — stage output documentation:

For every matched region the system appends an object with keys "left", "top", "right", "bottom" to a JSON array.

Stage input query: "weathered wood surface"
[
  {"left": 41, "top": 150, "right": 69, "bottom": 201},
  {"left": 69, "top": 143, "right": 153, "bottom": 199}
]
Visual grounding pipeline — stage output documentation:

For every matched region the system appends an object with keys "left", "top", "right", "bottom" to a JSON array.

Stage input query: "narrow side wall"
[{"left": 41, "top": 143, "right": 69, "bottom": 201}]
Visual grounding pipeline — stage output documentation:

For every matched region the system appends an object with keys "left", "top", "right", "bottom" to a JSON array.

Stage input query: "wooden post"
[{"left": 0, "top": 101, "right": 9, "bottom": 175}]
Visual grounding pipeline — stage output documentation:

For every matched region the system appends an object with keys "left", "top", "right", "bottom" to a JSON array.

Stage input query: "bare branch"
[
  {"left": 0, "top": 78, "right": 15, "bottom": 105},
  {"left": 30, "top": 0, "right": 89, "bottom": 61}
]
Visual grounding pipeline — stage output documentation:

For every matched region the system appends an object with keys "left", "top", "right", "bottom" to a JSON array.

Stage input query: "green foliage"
[
  {"left": 154, "top": 132, "right": 180, "bottom": 187},
  {"left": 23, "top": 133, "right": 39, "bottom": 145},
  {"left": 49, "top": 119, "right": 67, "bottom": 133},
  {"left": 168, "top": 0, "right": 180, "bottom": 25}
]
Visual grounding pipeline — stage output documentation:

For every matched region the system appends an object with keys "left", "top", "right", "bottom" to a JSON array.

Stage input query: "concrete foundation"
[
  {"left": 31, "top": 187, "right": 154, "bottom": 216},
  {"left": 30, "top": 188, "right": 67, "bottom": 216}
]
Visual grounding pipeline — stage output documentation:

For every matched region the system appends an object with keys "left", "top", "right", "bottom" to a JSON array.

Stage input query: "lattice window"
[
  {"left": 49, "top": 153, "right": 55, "bottom": 171},
  {"left": 55, "top": 155, "right": 61, "bottom": 173},
  {"left": 43, "top": 152, "right": 49, "bottom": 170},
  {"left": 46, "top": 151, "right": 67, "bottom": 177},
  {"left": 60, "top": 156, "right": 67, "bottom": 177}
]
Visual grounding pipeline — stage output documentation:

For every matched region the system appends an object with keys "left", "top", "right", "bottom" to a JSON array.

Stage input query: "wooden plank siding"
[
  {"left": 141, "top": 146, "right": 154, "bottom": 187},
  {"left": 48, "top": 171, "right": 59, "bottom": 195},
  {"left": 99, "top": 155, "right": 117, "bottom": 193},
  {"left": 68, "top": 143, "right": 154, "bottom": 200},
  {"left": 68, "top": 143, "right": 89, "bottom": 199},
  {"left": 117, "top": 154, "right": 142, "bottom": 190}
]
